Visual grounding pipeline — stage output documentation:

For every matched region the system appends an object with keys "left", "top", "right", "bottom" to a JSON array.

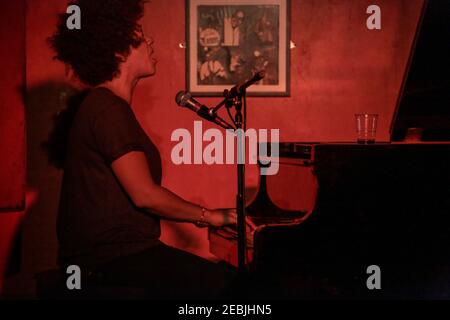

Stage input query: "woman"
[{"left": 49, "top": 0, "right": 240, "bottom": 299}]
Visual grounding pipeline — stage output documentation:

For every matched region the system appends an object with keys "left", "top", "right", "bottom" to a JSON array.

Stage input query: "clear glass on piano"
[{"left": 355, "top": 113, "right": 378, "bottom": 144}]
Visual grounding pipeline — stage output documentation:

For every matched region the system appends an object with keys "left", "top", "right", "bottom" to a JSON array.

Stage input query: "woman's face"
[{"left": 127, "top": 22, "right": 157, "bottom": 79}]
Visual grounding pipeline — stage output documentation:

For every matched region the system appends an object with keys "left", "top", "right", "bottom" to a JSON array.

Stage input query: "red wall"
[
  {"left": 0, "top": 1, "right": 25, "bottom": 210},
  {"left": 0, "top": 0, "right": 25, "bottom": 294},
  {"left": 1, "top": 0, "right": 424, "bottom": 297}
]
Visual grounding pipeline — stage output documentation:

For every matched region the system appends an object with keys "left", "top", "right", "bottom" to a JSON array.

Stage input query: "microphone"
[
  {"left": 175, "top": 91, "right": 234, "bottom": 130},
  {"left": 227, "top": 70, "right": 266, "bottom": 97}
]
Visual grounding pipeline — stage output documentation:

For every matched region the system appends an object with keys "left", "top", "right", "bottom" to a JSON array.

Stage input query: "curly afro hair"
[{"left": 49, "top": 0, "right": 146, "bottom": 87}]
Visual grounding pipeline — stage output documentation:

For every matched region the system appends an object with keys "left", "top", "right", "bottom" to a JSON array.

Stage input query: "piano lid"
[{"left": 391, "top": 0, "right": 450, "bottom": 141}]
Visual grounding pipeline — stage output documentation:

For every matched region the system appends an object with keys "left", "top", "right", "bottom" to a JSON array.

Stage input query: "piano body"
[{"left": 209, "top": 142, "right": 450, "bottom": 297}]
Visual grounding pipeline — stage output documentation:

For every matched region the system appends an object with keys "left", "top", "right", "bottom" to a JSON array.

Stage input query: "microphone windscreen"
[{"left": 175, "top": 91, "right": 190, "bottom": 107}]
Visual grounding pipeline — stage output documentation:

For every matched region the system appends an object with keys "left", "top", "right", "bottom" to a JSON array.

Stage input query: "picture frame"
[{"left": 186, "top": 0, "right": 290, "bottom": 96}]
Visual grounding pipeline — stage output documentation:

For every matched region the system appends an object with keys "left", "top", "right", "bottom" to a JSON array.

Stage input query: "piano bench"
[{"left": 35, "top": 269, "right": 149, "bottom": 300}]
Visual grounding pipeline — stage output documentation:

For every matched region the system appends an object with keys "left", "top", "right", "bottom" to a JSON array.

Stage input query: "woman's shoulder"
[
  {"left": 76, "top": 87, "right": 134, "bottom": 125},
  {"left": 84, "top": 87, "right": 129, "bottom": 111}
]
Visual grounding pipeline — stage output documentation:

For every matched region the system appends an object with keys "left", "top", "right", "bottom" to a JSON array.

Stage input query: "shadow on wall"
[{"left": 2, "top": 81, "right": 77, "bottom": 298}]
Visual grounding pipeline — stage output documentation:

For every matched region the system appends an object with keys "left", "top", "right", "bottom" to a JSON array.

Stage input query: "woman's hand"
[
  {"left": 205, "top": 208, "right": 257, "bottom": 233},
  {"left": 203, "top": 208, "right": 257, "bottom": 247},
  {"left": 205, "top": 208, "right": 237, "bottom": 227}
]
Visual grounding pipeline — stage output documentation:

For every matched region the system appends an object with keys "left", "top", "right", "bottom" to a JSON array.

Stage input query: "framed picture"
[{"left": 186, "top": 0, "right": 290, "bottom": 96}]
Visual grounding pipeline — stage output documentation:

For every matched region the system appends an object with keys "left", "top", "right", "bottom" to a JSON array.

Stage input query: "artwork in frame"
[{"left": 186, "top": 0, "right": 290, "bottom": 96}]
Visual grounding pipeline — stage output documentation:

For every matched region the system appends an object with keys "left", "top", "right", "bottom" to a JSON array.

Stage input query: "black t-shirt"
[{"left": 57, "top": 87, "right": 162, "bottom": 269}]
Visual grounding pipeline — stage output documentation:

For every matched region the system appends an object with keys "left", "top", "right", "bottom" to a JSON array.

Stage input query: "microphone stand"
[
  {"left": 180, "top": 73, "right": 264, "bottom": 278},
  {"left": 211, "top": 88, "right": 248, "bottom": 277}
]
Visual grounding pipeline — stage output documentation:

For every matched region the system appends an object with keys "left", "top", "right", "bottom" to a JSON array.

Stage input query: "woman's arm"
[{"left": 111, "top": 151, "right": 236, "bottom": 227}]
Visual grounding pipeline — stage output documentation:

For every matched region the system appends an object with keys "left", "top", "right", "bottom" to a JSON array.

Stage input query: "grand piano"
[
  {"left": 209, "top": 0, "right": 450, "bottom": 299},
  {"left": 210, "top": 142, "right": 450, "bottom": 297}
]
